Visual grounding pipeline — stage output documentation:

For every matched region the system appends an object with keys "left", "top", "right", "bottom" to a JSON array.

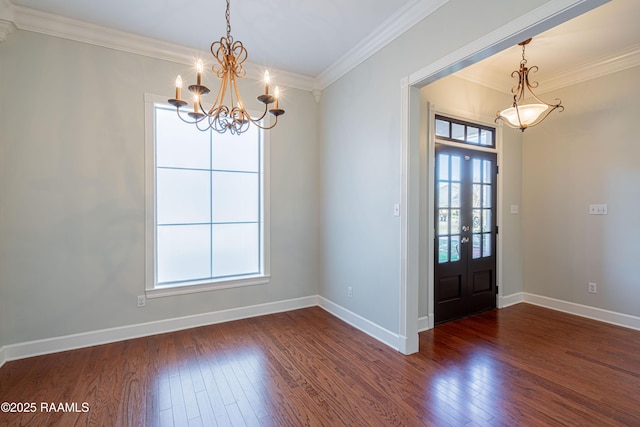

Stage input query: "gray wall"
[
  {"left": 418, "top": 75, "right": 524, "bottom": 318},
  {"left": 522, "top": 66, "right": 640, "bottom": 317},
  {"left": 318, "top": 0, "right": 548, "bottom": 333},
  {"left": 0, "top": 30, "right": 319, "bottom": 345}
]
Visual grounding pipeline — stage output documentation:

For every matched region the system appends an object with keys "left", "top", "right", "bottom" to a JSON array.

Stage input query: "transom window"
[
  {"left": 435, "top": 115, "right": 495, "bottom": 148},
  {"left": 145, "top": 95, "right": 270, "bottom": 297}
]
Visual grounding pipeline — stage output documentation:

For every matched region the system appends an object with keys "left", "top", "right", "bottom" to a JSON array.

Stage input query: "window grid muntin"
[
  {"left": 435, "top": 115, "right": 496, "bottom": 148},
  {"left": 471, "top": 158, "right": 493, "bottom": 259},
  {"left": 437, "top": 154, "right": 463, "bottom": 264},
  {"left": 154, "top": 104, "right": 263, "bottom": 286}
]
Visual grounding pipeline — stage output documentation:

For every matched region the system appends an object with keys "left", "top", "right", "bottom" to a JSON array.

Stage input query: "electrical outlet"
[
  {"left": 588, "top": 282, "right": 597, "bottom": 294},
  {"left": 137, "top": 295, "right": 146, "bottom": 307},
  {"left": 347, "top": 286, "right": 353, "bottom": 298}
]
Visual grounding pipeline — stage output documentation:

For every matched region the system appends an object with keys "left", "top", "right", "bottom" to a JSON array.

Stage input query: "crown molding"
[
  {"left": 4, "top": 2, "right": 316, "bottom": 92},
  {"left": 455, "top": 43, "right": 640, "bottom": 95},
  {"left": 538, "top": 43, "right": 640, "bottom": 93},
  {"left": 315, "top": 0, "right": 449, "bottom": 90},
  {"left": 4, "top": 0, "right": 450, "bottom": 93}
]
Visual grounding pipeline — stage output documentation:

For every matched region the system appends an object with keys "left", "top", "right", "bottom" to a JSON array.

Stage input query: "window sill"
[{"left": 146, "top": 275, "right": 270, "bottom": 299}]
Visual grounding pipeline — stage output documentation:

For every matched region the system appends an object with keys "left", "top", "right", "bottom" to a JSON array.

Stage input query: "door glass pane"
[
  {"left": 483, "top": 234, "right": 492, "bottom": 257},
  {"left": 438, "top": 209, "right": 449, "bottom": 235},
  {"left": 438, "top": 237, "right": 449, "bottom": 263},
  {"left": 473, "top": 184, "right": 481, "bottom": 208},
  {"left": 451, "top": 235, "right": 460, "bottom": 262},
  {"left": 473, "top": 159, "right": 481, "bottom": 183},
  {"left": 472, "top": 209, "right": 482, "bottom": 233},
  {"left": 472, "top": 234, "right": 481, "bottom": 259},
  {"left": 483, "top": 210, "right": 491, "bottom": 232},
  {"left": 439, "top": 183, "right": 450, "bottom": 208},
  {"left": 451, "top": 156, "right": 461, "bottom": 181},
  {"left": 451, "top": 183, "right": 461, "bottom": 208},
  {"left": 439, "top": 155, "right": 450, "bottom": 180},
  {"left": 483, "top": 185, "right": 491, "bottom": 208},
  {"left": 483, "top": 160, "right": 493, "bottom": 183},
  {"left": 450, "top": 209, "right": 460, "bottom": 234}
]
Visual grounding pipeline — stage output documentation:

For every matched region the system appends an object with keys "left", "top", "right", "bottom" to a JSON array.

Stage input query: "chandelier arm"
[
  {"left": 168, "top": 0, "right": 284, "bottom": 134},
  {"left": 175, "top": 107, "right": 203, "bottom": 125}
]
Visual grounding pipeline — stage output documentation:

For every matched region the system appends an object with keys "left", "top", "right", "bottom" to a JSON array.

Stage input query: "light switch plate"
[{"left": 589, "top": 204, "right": 608, "bottom": 215}]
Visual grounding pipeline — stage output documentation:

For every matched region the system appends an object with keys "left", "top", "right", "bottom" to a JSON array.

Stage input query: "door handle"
[
  {"left": 461, "top": 237, "right": 469, "bottom": 243},
  {"left": 462, "top": 225, "right": 470, "bottom": 232}
]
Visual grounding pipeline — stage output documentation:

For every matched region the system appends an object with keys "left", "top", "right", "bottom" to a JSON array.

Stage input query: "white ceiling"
[
  {"left": 6, "top": 0, "right": 640, "bottom": 91},
  {"left": 8, "top": 0, "right": 420, "bottom": 77}
]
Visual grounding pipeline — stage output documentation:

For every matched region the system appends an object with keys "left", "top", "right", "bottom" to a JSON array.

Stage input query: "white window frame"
[{"left": 144, "top": 93, "right": 270, "bottom": 298}]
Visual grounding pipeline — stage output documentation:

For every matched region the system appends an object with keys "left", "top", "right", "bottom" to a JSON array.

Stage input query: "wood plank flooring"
[{"left": 1, "top": 303, "right": 639, "bottom": 426}]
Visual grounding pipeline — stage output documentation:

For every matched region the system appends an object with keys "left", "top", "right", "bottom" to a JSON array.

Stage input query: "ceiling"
[{"left": 6, "top": 0, "right": 640, "bottom": 91}]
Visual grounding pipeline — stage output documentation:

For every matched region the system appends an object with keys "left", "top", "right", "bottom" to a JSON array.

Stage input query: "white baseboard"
[
  {"left": 317, "top": 296, "right": 400, "bottom": 351},
  {"left": 499, "top": 292, "right": 525, "bottom": 308},
  {"left": 0, "top": 296, "right": 318, "bottom": 367},
  {"left": 3, "top": 292, "right": 636, "bottom": 370},
  {"left": 523, "top": 293, "right": 640, "bottom": 331},
  {"left": 417, "top": 314, "right": 434, "bottom": 332}
]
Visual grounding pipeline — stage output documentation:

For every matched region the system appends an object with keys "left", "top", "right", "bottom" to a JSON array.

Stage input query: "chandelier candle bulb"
[
  {"left": 264, "top": 70, "right": 270, "bottom": 95},
  {"left": 167, "top": 0, "right": 284, "bottom": 134},
  {"left": 196, "top": 60, "right": 203, "bottom": 86},
  {"left": 175, "top": 75, "right": 182, "bottom": 100},
  {"left": 274, "top": 87, "right": 279, "bottom": 110}
]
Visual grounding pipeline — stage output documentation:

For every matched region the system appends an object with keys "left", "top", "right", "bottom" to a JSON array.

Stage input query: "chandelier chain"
[
  {"left": 167, "top": 0, "right": 284, "bottom": 134},
  {"left": 520, "top": 43, "right": 527, "bottom": 66},
  {"left": 225, "top": 0, "right": 232, "bottom": 42}
]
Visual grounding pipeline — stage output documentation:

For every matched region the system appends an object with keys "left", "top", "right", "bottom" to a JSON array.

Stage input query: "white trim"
[
  {"left": 417, "top": 316, "right": 432, "bottom": 332},
  {"left": 456, "top": 43, "right": 640, "bottom": 95},
  {"left": 409, "top": 0, "right": 610, "bottom": 88},
  {"left": 398, "top": 78, "right": 420, "bottom": 355},
  {"left": 499, "top": 292, "right": 525, "bottom": 308},
  {"left": 6, "top": 4, "right": 315, "bottom": 92},
  {"left": 400, "top": 0, "right": 609, "bottom": 369},
  {"left": 316, "top": 0, "right": 448, "bottom": 89},
  {"left": 523, "top": 294, "right": 640, "bottom": 331},
  {"left": 0, "top": 346, "right": 6, "bottom": 369},
  {"left": 5, "top": 0, "right": 626, "bottom": 94},
  {"left": 317, "top": 296, "right": 400, "bottom": 351},
  {"left": 0, "top": 296, "right": 318, "bottom": 365},
  {"left": 143, "top": 93, "right": 271, "bottom": 298}
]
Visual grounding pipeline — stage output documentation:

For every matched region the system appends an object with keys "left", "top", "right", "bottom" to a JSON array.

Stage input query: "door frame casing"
[
  {"left": 398, "top": 0, "right": 608, "bottom": 355},
  {"left": 428, "top": 106, "right": 503, "bottom": 325}
]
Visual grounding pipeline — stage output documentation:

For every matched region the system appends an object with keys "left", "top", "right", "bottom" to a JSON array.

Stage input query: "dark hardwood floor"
[{"left": 1, "top": 303, "right": 639, "bottom": 426}]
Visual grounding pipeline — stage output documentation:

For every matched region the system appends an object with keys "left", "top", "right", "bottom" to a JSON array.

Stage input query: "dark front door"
[{"left": 434, "top": 144, "right": 497, "bottom": 324}]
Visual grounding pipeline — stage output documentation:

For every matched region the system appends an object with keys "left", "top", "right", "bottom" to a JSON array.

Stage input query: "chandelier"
[
  {"left": 496, "top": 38, "right": 563, "bottom": 131},
  {"left": 168, "top": 0, "right": 284, "bottom": 135}
]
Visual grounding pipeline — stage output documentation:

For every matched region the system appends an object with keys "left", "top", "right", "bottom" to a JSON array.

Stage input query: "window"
[
  {"left": 144, "top": 94, "right": 270, "bottom": 297},
  {"left": 435, "top": 115, "right": 495, "bottom": 148}
]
